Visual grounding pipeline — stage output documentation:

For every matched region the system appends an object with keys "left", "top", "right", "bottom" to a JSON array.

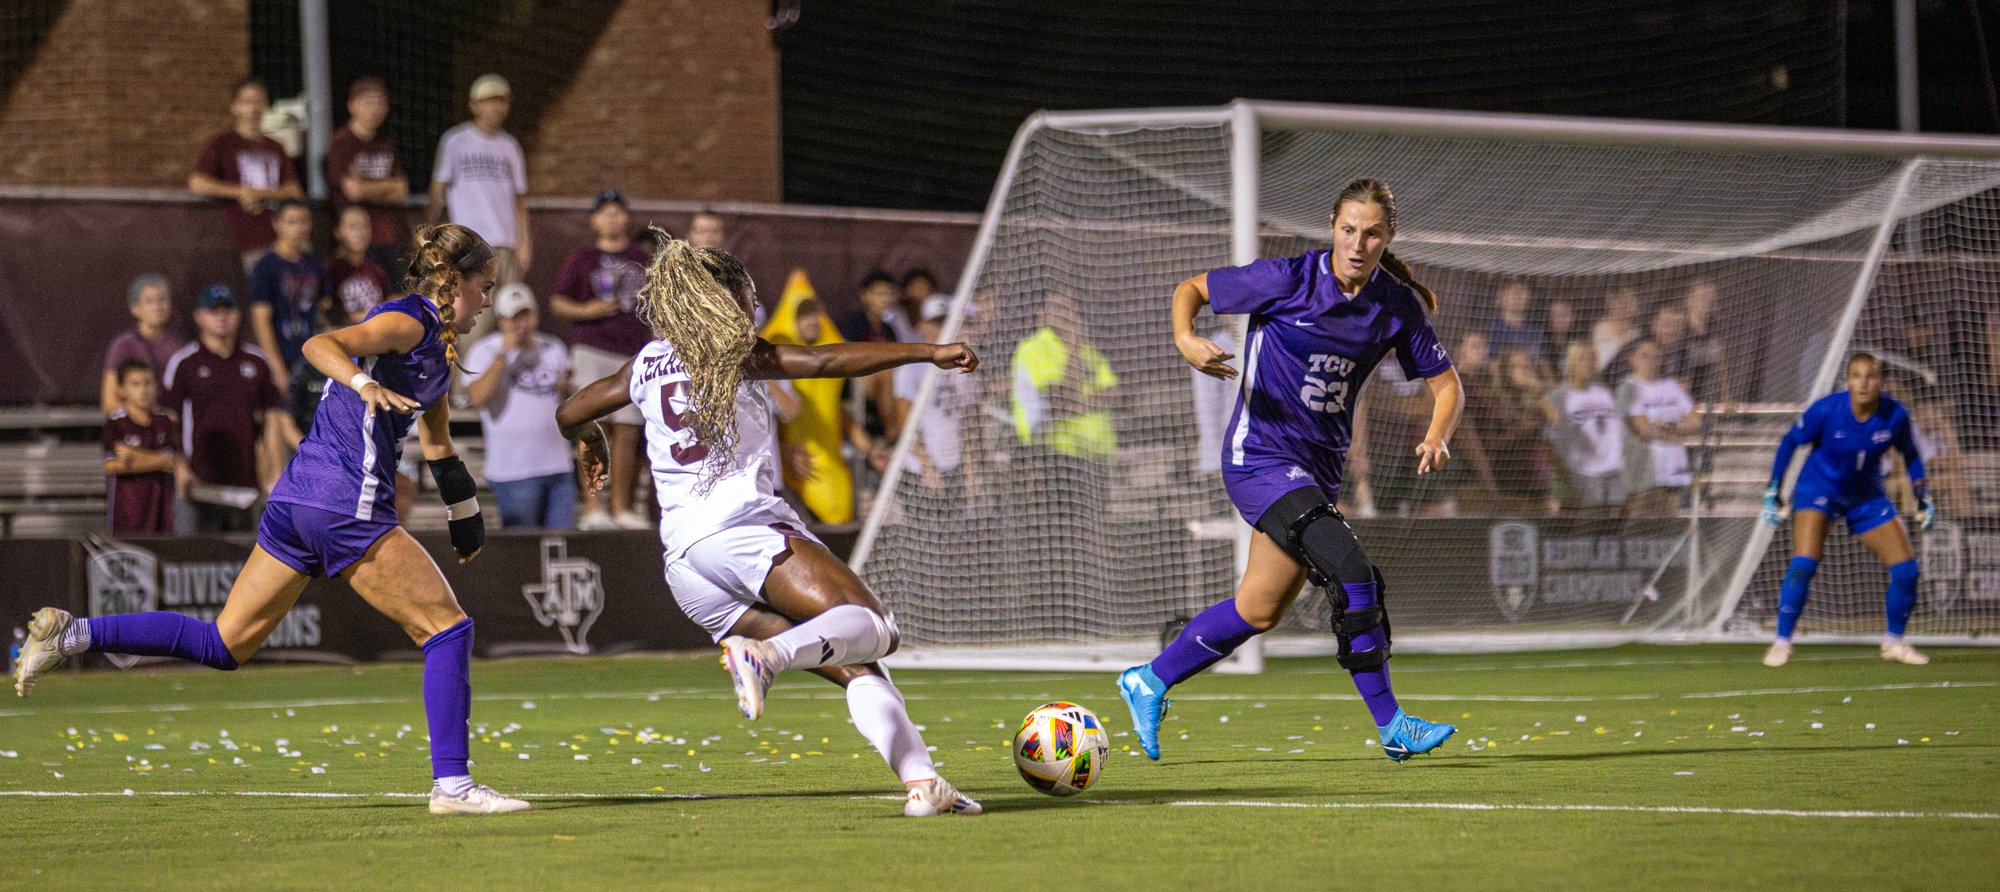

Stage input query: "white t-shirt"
[
  {"left": 631, "top": 339, "right": 802, "bottom": 559},
  {"left": 433, "top": 123, "right": 527, "bottom": 248},
  {"left": 464, "top": 332, "right": 573, "bottom": 483},
  {"left": 1622, "top": 376, "right": 1694, "bottom": 486},
  {"left": 1551, "top": 384, "right": 1624, "bottom": 478},
  {"left": 893, "top": 363, "right": 967, "bottom": 473}
]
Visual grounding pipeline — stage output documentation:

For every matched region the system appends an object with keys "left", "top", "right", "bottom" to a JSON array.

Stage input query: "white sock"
[
  {"left": 846, "top": 675, "right": 934, "bottom": 784},
  {"left": 435, "top": 774, "right": 475, "bottom": 796},
  {"left": 768, "top": 604, "right": 892, "bottom": 671},
  {"left": 1883, "top": 635, "right": 1904, "bottom": 646}
]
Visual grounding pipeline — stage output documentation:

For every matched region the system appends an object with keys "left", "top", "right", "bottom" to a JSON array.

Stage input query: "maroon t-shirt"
[
  {"left": 325, "top": 127, "right": 405, "bottom": 246},
  {"left": 326, "top": 255, "right": 395, "bottom": 325},
  {"left": 194, "top": 129, "right": 299, "bottom": 252},
  {"left": 103, "top": 410, "right": 177, "bottom": 536},
  {"left": 554, "top": 245, "right": 655, "bottom": 355},
  {"left": 160, "top": 341, "right": 282, "bottom": 489},
  {"left": 103, "top": 328, "right": 191, "bottom": 377}
]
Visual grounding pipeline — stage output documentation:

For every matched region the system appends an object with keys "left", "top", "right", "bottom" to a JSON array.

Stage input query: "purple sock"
[
  {"left": 1340, "top": 582, "right": 1400, "bottom": 727},
  {"left": 1149, "top": 598, "right": 1261, "bottom": 687},
  {"left": 85, "top": 613, "right": 238, "bottom": 670},
  {"left": 421, "top": 618, "right": 474, "bottom": 779}
]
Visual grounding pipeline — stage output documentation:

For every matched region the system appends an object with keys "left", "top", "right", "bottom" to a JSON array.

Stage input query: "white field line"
[
  {"left": 1301, "top": 651, "right": 1914, "bottom": 674},
  {"left": 0, "top": 789, "right": 1990, "bottom": 820},
  {"left": 1, "top": 681, "right": 1991, "bottom": 719}
]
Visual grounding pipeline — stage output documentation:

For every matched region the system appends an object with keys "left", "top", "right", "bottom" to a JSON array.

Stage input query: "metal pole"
[
  {"left": 1896, "top": 0, "right": 1920, "bottom": 133},
  {"left": 1223, "top": 100, "right": 1264, "bottom": 674},
  {"left": 301, "top": 0, "right": 333, "bottom": 199}
]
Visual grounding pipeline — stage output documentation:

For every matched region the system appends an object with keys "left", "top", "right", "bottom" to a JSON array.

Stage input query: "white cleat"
[
  {"left": 720, "top": 636, "right": 780, "bottom": 720},
  {"left": 904, "top": 777, "right": 982, "bottom": 817},
  {"left": 1880, "top": 641, "right": 1930, "bottom": 665},
  {"left": 428, "top": 783, "right": 532, "bottom": 815},
  {"left": 15, "top": 607, "right": 80, "bottom": 697},
  {"left": 1762, "top": 640, "right": 1792, "bottom": 667}
]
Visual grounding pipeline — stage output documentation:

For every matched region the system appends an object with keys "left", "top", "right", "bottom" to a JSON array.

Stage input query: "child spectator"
[
  {"left": 102, "top": 360, "right": 177, "bottom": 536},
  {"left": 466, "top": 284, "right": 576, "bottom": 530},
  {"left": 324, "top": 76, "right": 408, "bottom": 274},
  {"left": 428, "top": 73, "right": 529, "bottom": 284},
  {"left": 550, "top": 189, "right": 652, "bottom": 530},
  {"left": 190, "top": 79, "right": 302, "bottom": 273},
  {"left": 686, "top": 209, "right": 727, "bottom": 249},
  {"left": 162, "top": 285, "right": 298, "bottom": 533},
  {"left": 1617, "top": 339, "right": 1699, "bottom": 516},
  {"left": 99, "top": 274, "right": 187, "bottom": 416},
  {"left": 248, "top": 199, "right": 334, "bottom": 430},
  {"left": 327, "top": 205, "right": 394, "bottom": 324},
  {"left": 1543, "top": 341, "right": 1625, "bottom": 513}
]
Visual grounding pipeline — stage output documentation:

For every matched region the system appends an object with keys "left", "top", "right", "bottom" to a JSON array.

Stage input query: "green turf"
[{"left": 2, "top": 645, "right": 1994, "bottom": 891}]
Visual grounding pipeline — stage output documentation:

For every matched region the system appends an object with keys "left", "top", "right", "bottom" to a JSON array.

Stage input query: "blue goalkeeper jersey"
[{"left": 1771, "top": 391, "right": 1924, "bottom": 504}]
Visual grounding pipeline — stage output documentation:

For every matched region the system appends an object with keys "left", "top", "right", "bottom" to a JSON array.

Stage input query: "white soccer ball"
[{"left": 1013, "top": 701, "right": 1110, "bottom": 796}]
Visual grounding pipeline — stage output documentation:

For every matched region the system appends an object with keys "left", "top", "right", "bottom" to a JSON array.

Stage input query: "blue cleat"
[
  {"left": 1377, "top": 708, "right": 1455, "bottom": 762},
  {"left": 1117, "top": 665, "right": 1171, "bottom": 760}
]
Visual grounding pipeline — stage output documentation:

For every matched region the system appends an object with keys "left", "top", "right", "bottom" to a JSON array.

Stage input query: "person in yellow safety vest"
[
  {"left": 1011, "top": 291, "right": 1118, "bottom": 456},
  {"left": 761, "top": 271, "right": 855, "bottom": 524}
]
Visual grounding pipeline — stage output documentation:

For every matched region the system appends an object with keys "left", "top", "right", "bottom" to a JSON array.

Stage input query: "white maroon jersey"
[{"left": 630, "top": 338, "right": 802, "bottom": 558}]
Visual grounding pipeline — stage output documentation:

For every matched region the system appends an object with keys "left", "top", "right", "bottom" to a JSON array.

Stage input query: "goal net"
[{"left": 854, "top": 102, "right": 2000, "bottom": 668}]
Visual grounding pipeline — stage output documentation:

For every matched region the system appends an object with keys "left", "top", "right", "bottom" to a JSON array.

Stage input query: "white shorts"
[
  {"left": 572, "top": 344, "right": 645, "bottom": 426},
  {"left": 664, "top": 520, "right": 821, "bottom": 641}
]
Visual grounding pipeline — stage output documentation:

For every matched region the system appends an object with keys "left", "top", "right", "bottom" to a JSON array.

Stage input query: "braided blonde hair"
[
  {"left": 635, "top": 230, "right": 756, "bottom": 488},
  {"left": 405, "top": 223, "right": 492, "bottom": 366}
]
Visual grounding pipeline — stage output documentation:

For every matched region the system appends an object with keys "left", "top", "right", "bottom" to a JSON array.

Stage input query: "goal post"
[{"left": 857, "top": 100, "right": 2000, "bottom": 671}]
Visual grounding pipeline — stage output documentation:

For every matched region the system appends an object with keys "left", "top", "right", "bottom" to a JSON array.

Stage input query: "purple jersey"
[
  {"left": 268, "top": 295, "right": 451, "bottom": 522},
  {"left": 1209, "top": 254, "right": 1451, "bottom": 516}
]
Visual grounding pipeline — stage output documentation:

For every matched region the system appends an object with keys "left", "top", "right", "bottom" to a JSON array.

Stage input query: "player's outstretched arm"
[
  {"left": 555, "top": 358, "right": 637, "bottom": 496},
  {"left": 303, "top": 313, "right": 429, "bottom": 416},
  {"left": 1415, "top": 367, "right": 1463, "bottom": 475},
  {"left": 741, "top": 337, "right": 977, "bottom": 382},
  {"left": 1171, "top": 273, "right": 1235, "bottom": 380}
]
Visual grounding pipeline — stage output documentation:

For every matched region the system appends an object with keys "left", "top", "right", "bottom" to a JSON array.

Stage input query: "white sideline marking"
[
  {"left": 1680, "top": 681, "right": 1996, "bottom": 699},
  {"left": 2, "top": 790, "right": 1989, "bottom": 820},
  {"left": 1160, "top": 800, "right": 1999, "bottom": 820}
]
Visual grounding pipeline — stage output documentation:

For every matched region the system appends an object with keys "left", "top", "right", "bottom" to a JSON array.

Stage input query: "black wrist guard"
[{"left": 428, "top": 456, "right": 484, "bottom": 560}]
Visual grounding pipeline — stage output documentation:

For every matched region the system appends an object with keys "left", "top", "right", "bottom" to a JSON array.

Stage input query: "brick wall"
[
  {"left": 526, "top": 0, "right": 779, "bottom": 202},
  {"left": 0, "top": 0, "right": 249, "bottom": 188}
]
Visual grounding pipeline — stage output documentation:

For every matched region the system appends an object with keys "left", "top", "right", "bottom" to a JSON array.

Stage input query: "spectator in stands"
[
  {"left": 190, "top": 79, "right": 302, "bottom": 274},
  {"left": 99, "top": 274, "right": 187, "bottom": 416},
  {"left": 328, "top": 205, "right": 394, "bottom": 324},
  {"left": 162, "top": 285, "right": 298, "bottom": 533},
  {"left": 1617, "top": 339, "right": 1698, "bottom": 516},
  {"left": 1542, "top": 340, "right": 1625, "bottom": 514},
  {"left": 686, "top": 209, "right": 727, "bottom": 250},
  {"left": 428, "top": 74, "right": 529, "bottom": 285},
  {"left": 1474, "top": 350, "right": 1555, "bottom": 511},
  {"left": 1487, "top": 279, "right": 1545, "bottom": 360},
  {"left": 1543, "top": 297, "right": 1584, "bottom": 375},
  {"left": 900, "top": 269, "right": 938, "bottom": 328},
  {"left": 1592, "top": 286, "right": 1643, "bottom": 377},
  {"left": 248, "top": 199, "right": 334, "bottom": 433},
  {"left": 102, "top": 359, "right": 177, "bottom": 537},
  {"left": 466, "top": 284, "right": 575, "bottom": 529},
  {"left": 1012, "top": 289, "right": 1118, "bottom": 620},
  {"left": 1364, "top": 355, "right": 1454, "bottom": 517},
  {"left": 762, "top": 293, "right": 859, "bottom": 524},
  {"left": 325, "top": 75, "right": 408, "bottom": 275},
  {"left": 551, "top": 190, "right": 653, "bottom": 530},
  {"left": 1679, "top": 278, "right": 1728, "bottom": 402},
  {"left": 842, "top": 271, "right": 912, "bottom": 475},
  {"left": 893, "top": 296, "right": 970, "bottom": 496}
]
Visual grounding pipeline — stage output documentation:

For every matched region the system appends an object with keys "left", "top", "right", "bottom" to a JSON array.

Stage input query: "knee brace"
[
  {"left": 1257, "top": 487, "right": 1372, "bottom": 588},
  {"left": 1328, "top": 565, "right": 1393, "bottom": 673}
]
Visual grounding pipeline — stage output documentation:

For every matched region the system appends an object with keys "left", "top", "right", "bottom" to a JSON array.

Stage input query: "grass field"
[{"left": 1, "top": 644, "right": 1994, "bottom": 891}]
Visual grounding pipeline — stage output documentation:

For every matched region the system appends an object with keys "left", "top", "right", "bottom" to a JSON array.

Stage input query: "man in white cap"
[
  {"left": 427, "top": 73, "right": 530, "bottom": 287},
  {"left": 464, "top": 283, "right": 576, "bottom": 529}
]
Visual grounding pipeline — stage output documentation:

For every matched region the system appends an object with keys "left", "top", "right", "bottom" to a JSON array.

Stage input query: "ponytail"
[
  {"left": 1334, "top": 178, "right": 1437, "bottom": 314},
  {"left": 405, "top": 223, "right": 494, "bottom": 367}
]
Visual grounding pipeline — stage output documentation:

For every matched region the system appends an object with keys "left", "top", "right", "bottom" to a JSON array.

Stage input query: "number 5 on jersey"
[{"left": 659, "top": 381, "right": 710, "bottom": 466}]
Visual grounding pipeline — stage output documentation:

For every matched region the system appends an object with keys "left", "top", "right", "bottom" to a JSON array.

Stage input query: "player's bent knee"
[{"left": 1332, "top": 565, "right": 1393, "bottom": 672}]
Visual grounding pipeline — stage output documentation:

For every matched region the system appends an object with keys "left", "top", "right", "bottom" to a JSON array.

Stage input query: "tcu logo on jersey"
[{"left": 1301, "top": 353, "right": 1355, "bottom": 415}]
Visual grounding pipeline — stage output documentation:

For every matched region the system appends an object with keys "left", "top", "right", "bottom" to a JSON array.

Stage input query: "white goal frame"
[{"left": 856, "top": 100, "right": 2000, "bottom": 671}]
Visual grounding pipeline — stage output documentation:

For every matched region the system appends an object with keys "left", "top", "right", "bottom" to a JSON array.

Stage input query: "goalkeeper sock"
[
  {"left": 1884, "top": 560, "right": 1919, "bottom": 637},
  {"left": 847, "top": 675, "right": 933, "bottom": 783},
  {"left": 1149, "top": 598, "right": 1260, "bottom": 687},
  {"left": 422, "top": 619, "right": 474, "bottom": 780},
  {"left": 768, "top": 604, "right": 892, "bottom": 671},
  {"left": 1340, "top": 582, "right": 1401, "bottom": 727},
  {"left": 1776, "top": 556, "right": 1818, "bottom": 640},
  {"left": 85, "top": 613, "right": 238, "bottom": 670}
]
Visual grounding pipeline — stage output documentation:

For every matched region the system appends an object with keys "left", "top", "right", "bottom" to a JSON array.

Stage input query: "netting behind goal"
[{"left": 854, "top": 104, "right": 2000, "bottom": 664}]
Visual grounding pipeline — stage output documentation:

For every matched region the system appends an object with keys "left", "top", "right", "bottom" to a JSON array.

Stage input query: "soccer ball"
[{"left": 1013, "top": 702, "right": 1110, "bottom": 796}]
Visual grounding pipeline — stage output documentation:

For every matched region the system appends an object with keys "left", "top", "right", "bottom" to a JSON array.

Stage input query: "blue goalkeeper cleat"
[
  {"left": 1378, "top": 708, "right": 1455, "bottom": 762},
  {"left": 1118, "top": 665, "right": 1171, "bottom": 761}
]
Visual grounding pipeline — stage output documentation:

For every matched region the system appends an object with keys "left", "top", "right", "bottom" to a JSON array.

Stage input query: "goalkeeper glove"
[
  {"left": 429, "top": 456, "right": 484, "bottom": 562},
  {"left": 1759, "top": 482, "right": 1784, "bottom": 528},
  {"left": 1913, "top": 479, "right": 1936, "bottom": 532}
]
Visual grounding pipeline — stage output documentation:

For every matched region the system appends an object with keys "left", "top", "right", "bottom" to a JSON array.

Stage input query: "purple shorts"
[
  {"left": 1223, "top": 457, "right": 1341, "bottom": 527},
  {"left": 257, "top": 500, "right": 398, "bottom": 578}
]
